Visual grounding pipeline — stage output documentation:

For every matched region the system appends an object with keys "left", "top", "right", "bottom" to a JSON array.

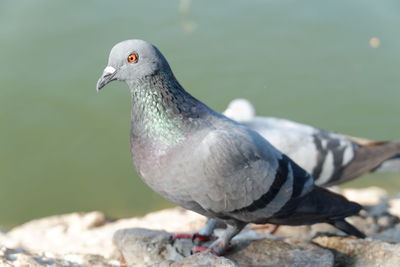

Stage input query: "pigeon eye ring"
[{"left": 127, "top": 53, "right": 138, "bottom": 63}]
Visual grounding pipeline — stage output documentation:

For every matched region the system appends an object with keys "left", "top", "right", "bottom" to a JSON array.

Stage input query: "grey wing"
[
  {"left": 304, "top": 128, "right": 357, "bottom": 186},
  {"left": 187, "top": 125, "right": 314, "bottom": 221},
  {"left": 244, "top": 117, "right": 400, "bottom": 186},
  {"left": 242, "top": 117, "right": 357, "bottom": 186}
]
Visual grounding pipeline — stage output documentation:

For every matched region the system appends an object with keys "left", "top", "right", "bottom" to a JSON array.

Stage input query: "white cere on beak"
[{"left": 103, "top": 66, "right": 116, "bottom": 75}]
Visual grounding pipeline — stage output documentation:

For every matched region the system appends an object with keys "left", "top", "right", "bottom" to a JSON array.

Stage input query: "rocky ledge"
[{"left": 1, "top": 186, "right": 400, "bottom": 266}]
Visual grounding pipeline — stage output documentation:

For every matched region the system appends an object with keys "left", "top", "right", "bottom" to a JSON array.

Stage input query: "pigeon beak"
[{"left": 96, "top": 66, "right": 117, "bottom": 92}]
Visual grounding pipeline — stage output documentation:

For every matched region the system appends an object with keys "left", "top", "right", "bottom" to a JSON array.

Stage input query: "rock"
[
  {"left": 113, "top": 228, "right": 189, "bottom": 266},
  {"left": 342, "top": 187, "right": 388, "bottom": 206},
  {"left": 226, "top": 238, "right": 334, "bottom": 267},
  {"left": 312, "top": 236, "right": 400, "bottom": 266},
  {"left": 113, "top": 228, "right": 242, "bottom": 266},
  {"left": 113, "top": 228, "right": 333, "bottom": 267},
  {"left": 0, "top": 246, "right": 117, "bottom": 267},
  {"left": 155, "top": 253, "right": 239, "bottom": 267},
  {"left": 373, "top": 224, "right": 400, "bottom": 243},
  {"left": 1, "top": 208, "right": 205, "bottom": 258},
  {"left": 1, "top": 186, "right": 400, "bottom": 266},
  {"left": 0, "top": 247, "right": 41, "bottom": 267},
  {"left": 389, "top": 198, "right": 400, "bottom": 217}
]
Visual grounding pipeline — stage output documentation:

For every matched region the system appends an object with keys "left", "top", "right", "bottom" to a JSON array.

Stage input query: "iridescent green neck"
[{"left": 128, "top": 72, "right": 192, "bottom": 146}]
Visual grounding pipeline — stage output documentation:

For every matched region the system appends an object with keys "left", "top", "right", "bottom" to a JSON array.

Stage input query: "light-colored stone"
[
  {"left": 1, "top": 186, "right": 400, "bottom": 266},
  {"left": 227, "top": 238, "right": 334, "bottom": 267},
  {"left": 113, "top": 228, "right": 333, "bottom": 267},
  {"left": 342, "top": 187, "right": 388, "bottom": 206},
  {"left": 154, "top": 253, "right": 238, "bottom": 267},
  {"left": 389, "top": 198, "right": 400, "bottom": 217},
  {"left": 113, "top": 228, "right": 188, "bottom": 266},
  {"left": 312, "top": 236, "right": 400, "bottom": 266},
  {"left": 373, "top": 224, "right": 400, "bottom": 243},
  {"left": 1, "top": 208, "right": 205, "bottom": 259},
  {"left": 0, "top": 246, "right": 118, "bottom": 267}
]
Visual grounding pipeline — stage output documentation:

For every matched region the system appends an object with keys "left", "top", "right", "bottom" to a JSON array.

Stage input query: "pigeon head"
[{"left": 96, "top": 39, "right": 171, "bottom": 91}]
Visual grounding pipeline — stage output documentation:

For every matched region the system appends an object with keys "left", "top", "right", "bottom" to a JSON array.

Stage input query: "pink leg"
[{"left": 171, "top": 218, "right": 217, "bottom": 243}]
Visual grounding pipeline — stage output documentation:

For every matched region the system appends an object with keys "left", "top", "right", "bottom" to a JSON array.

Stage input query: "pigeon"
[
  {"left": 224, "top": 99, "right": 400, "bottom": 187},
  {"left": 96, "top": 40, "right": 365, "bottom": 255}
]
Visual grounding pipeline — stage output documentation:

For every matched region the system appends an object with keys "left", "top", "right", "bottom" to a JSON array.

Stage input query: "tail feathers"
[
  {"left": 271, "top": 187, "right": 365, "bottom": 238},
  {"left": 271, "top": 187, "right": 362, "bottom": 226},
  {"left": 329, "top": 219, "right": 366, "bottom": 239},
  {"left": 300, "top": 188, "right": 365, "bottom": 238},
  {"left": 340, "top": 141, "right": 400, "bottom": 182},
  {"left": 297, "top": 187, "right": 363, "bottom": 220}
]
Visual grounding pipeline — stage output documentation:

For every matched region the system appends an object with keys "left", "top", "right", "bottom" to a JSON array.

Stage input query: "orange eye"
[{"left": 127, "top": 53, "right": 138, "bottom": 63}]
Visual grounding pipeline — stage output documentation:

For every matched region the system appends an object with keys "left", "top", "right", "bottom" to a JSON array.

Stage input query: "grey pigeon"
[
  {"left": 224, "top": 99, "right": 400, "bottom": 187},
  {"left": 96, "top": 40, "right": 364, "bottom": 255}
]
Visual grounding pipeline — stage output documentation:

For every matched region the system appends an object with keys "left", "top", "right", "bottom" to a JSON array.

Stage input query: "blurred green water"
[{"left": 1, "top": 0, "right": 400, "bottom": 227}]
